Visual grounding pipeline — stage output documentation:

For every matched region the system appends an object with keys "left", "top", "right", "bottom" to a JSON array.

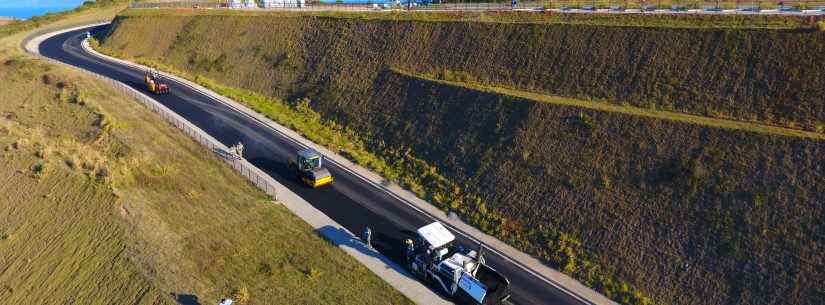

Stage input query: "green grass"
[{"left": 0, "top": 6, "right": 413, "bottom": 305}]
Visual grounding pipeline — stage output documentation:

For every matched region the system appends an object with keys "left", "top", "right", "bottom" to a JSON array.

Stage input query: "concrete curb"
[
  {"left": 82, "top": 24, "right": 619, "bottom": 305},
  {"left": 25, "top": 23, "right": 451, "bottom": 305}
]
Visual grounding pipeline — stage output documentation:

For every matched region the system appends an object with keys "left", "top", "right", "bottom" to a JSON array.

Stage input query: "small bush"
[
  {"left": 815, "top": 122, "right": 825, "bottom": 134},
  {"left": 31, "top": 163, "right": 45, "bottom": 176},
  {"left": 304, "top": 266, "right": 323, "bottom": 280},
  {"left": 87, "top": 37, "right": 100, "bottom": 48},
  {"left": 231, "top": 287, "right": 250, "bottom": 305},
  {"left": 64, "top": 157, "right": 77, "bottom": 169},
  {"left": 82, "top": 160, "right": 96, "bottom": 171},
  {"left": 818, "top": 21, "right": 825, "bottom": 32},
  {"left": 95, "top": 165, "right": 109, "bottom": 181},
  {"left": 11, "top": 139, "right": 25, "bottom": 149},
  {"left": 35, "top": 147, "right": 49, "bottom": 159},
  {"left": 257, "top": 263, "right": 273, "bottom": 276}
]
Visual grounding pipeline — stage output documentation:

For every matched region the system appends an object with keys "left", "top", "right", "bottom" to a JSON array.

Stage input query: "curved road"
[{"left": 40, "top": 25, "right": 584, "bottom": 305}]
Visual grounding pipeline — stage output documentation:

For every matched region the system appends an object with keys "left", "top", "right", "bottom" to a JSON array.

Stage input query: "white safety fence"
[{"left": 91, "top": 71, "right": 281, "bottom": 200}]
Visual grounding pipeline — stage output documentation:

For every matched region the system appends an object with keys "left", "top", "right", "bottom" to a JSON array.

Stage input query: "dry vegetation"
[
  {"left": 101, "top": 10, "right": 825, "bottom": 305},
  {"left": 0, "top": 5, "right": 411, "bottom": 305},
  {"left": 112, "top": 10, "right": 825, "bottom": 132}
]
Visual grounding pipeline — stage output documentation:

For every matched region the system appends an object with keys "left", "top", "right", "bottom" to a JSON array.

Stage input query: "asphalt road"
[{"left": 40, "top": 25, "right": 585, "bottom": 305}]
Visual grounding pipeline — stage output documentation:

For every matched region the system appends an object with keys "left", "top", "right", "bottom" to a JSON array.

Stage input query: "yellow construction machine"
[{"left": 289, "top": 148, "right": 333, "bottom": 188}]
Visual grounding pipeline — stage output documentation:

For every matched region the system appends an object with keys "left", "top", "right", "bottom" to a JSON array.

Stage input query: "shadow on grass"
[{"left": 171, "top": 293, "right": 201, "bottom": 305}]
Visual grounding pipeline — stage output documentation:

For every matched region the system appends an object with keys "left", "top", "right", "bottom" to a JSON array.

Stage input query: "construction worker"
[
  {"left": 404, "top": 239, "right": 415, "bottom": 263},
  {"left": 235, "top": 141, "right": 244, "bottom": 158},
  {"left": 229, "top": 141, "right": 244, "bottom": 159},
  {"left": 363, "top": 227, "right": 373, "bottom": 249}
]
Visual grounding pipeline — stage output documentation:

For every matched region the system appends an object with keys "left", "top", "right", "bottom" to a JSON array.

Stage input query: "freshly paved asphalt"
[{"left": 40, "top": 25, "right": 585, "bottom": 305}]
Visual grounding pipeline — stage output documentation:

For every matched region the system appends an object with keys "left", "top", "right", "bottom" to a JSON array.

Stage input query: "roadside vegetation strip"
[{"left": 404, "top": 69, "right": 825, "bottom": 141}]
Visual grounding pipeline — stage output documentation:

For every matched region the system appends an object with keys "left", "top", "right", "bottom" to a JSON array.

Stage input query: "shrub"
[
  {"left": 305, "top": 266, "right": 323, "bottom": 280},
  {"left": 95, "top": 165, "right": 109, "bottom": 181},
  {"left": 257, "top": 262, "right": 273, "bottom": 276},
  {"left": 64, "top": 157, "right": 77, "bottom": 169},
  {"left": 34, "top": 147, "right": 49, "bottom": 159},
  {"left": 31, "top": 163, "right": 45, "bottom": 176},
  {"left": 231, "top": 287, "right": 250, "bottom": 305}
]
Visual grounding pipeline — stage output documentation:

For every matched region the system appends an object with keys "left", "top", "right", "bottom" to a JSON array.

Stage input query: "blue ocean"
[{"left": 0, "top": 0, "right": 85, "bottom": 19}]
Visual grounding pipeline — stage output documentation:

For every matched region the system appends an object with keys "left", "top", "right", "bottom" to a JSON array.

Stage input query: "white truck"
[{"left": 404, "top": 222, "right": 511, "bottom": 305}]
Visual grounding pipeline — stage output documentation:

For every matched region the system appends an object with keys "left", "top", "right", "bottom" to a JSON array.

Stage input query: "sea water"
[{"left": 0, "top": 0, "right": 85, "bottom": 20}]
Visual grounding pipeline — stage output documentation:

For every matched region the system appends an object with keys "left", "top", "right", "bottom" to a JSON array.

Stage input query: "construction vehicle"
[
  {"left": 144, "top": 70, "right": 170, "bottom": 95},
  {"left": 289, "top": 148, "right": 333, "bottom": 188},
  {"left": 404, "top": 222, "right": 510, "bottom": 305}
]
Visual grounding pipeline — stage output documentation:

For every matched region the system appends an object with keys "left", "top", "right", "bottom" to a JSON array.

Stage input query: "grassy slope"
[
  {"left": 0, "top": 6, "right": 411, "bottom": 305},
  {"left": 101, "top": 10, "right": 825, "bottom": 305},
  {"left": 113, "top": 10, "right": 825, "bottom": 133}
]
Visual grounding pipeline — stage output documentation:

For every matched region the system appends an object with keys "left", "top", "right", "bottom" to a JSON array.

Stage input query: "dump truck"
[
  {"left": 404, "top": 222, "right": 510, "bottom": 305},
  {"left": 144, "top": 70, "right": 169, "bottom": 95},
  {"left": 289, "top": 148, "right": 333, "bottom": 188}
]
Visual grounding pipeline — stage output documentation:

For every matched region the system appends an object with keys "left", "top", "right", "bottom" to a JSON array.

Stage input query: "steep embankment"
[
  {"left": 102, "top": 11, "right": 825, "bottom": 305},
  {"left": 105, "top": 11, "right": 825, "bottom": 131}
]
